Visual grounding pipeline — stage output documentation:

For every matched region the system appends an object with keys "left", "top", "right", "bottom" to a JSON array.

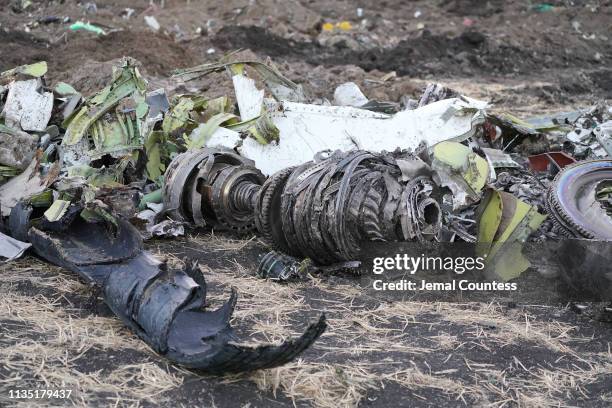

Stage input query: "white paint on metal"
[
  {"left": 206, "top": 97, "right": 487, "bottom": 175},
  {"left": 1, "top": 79, "right": 53, "bottom": 132}
]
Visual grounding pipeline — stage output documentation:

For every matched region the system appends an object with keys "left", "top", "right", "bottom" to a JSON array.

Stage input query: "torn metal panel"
[
  {"left": 1, "top": 79, "right": 54, "bottom": 132},
  {"left": 395, "top": 156, "right": 432, "bottom": 181},
  {"left": 207, "top": 97, "right": 487, "bottom": 176},
  {"left": 0, "top": 61, "right": 47, "bottom": 86},
  {"left": 431, "top": 141, "right": 489, "bottom": 209},
  {"left": 19, "top": 203, "right": 325, "bottom": 373},
  {"left": 0, "top": 155, "right": 59, "bottom": 217},
  {"left": 232, "top": 73, "right": 264, "bottom": 121},
  {"left": 145, "top": 88, "right": 170, "bottom": 122},
  {"left": 244, "top": 109, "right": 279, "bottom": 145},
  {"left": 481, "top": 147, "right": 520, "bottom": 181},
  {"left": 64, "top": 164, "right": 124, "bottom": 188},
  {"left": 136, "top": 203, "right": 184, "bottom": 239},
  {"left": 62, "top": 59, "right": 148, "bottom": 166},
  {"left": 185, "top": 112, "right": 237, "bottom": 150},
  {"left": 60, "top": 93, "right": 83, "bottom": 122},
  {"left": 527, "top": 152, "right": 576, "bottom": 173},
  {"left": 43, "top": 199, "right": 71, "bottom": 222},
  {"left": 594, "top": 121, "right": 612, "bottom": 157},
  {"left": 487, "top": 112, "right": 542, "bottom": 138},
  {"left": 87, "top": 110, "right": 143, "bottom": 160},
  {"left": 146, "top": 219, "right": 184, "bottom": 238},
  {"left": 481, "top": 148, "right": 519, "bottom": 169},
  {"left": 333, "top": 82, "right": 368, "bottom": 107},
  {"left": 0, "top": 231, "right": 31, "bottom": 262},
  {"left": 524, "top": 110, "right": 583, "bottom": 132},
  {"left": 216, "top": 65, "right": 279, "bottom": 145},
  {"left": 162, "top": 96, "right": 196, "bottom": 136},
  {"left": 0, "top": 123, "right": 38, "bottom": 170},
  {"left": 546, "top": 159, "right": 612, "bottom": 239},
  {"left": 144, "top": 131, "right": 165, "bottom": 182},
  {"left": 54, "top": 82, "right": 79, "bottom": 97},
  {"left": 476, "top": 189, "right": 547, "bottom": 281},
  {"left": 206, "top": 126, "right": 242, "bottom": 148},
  {"left": 174, "top": 60, "right": 307, "bottom": 103}
]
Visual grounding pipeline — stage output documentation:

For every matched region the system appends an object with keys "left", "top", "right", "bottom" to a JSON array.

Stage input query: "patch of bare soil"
[
  {"left": 1, "top": 0, "right": 610, "bottom": 101},
  {"left": 1, "top": 235, "right": 611, "bottom": 407}
]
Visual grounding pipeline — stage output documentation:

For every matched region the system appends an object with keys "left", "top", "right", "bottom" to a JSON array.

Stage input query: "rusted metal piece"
[
  {"left": 163, "top": 149, "right": 265, "bottom": 231},
  {"left": 528, "top": 152, "right": 576, "bottom": 173},
  {"left": 256, "top": 150, "right": 443, "bottom": 264},
  {"left": 546, "top": 159, "right": 612, "bottom": 239}
]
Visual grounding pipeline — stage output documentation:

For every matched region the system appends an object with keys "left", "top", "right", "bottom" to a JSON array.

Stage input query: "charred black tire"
[{"left": 546, "top": 159, "right": 612, "bottom": 239}]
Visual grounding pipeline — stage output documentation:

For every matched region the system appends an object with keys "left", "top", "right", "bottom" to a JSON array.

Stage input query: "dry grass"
[
  {"left": 250, "top": 361, "right": 379, "bottom": 408},
  {"left": 0, "top": 261, "right": 182, "bottom": 407},
  {"left": 143, "top": 236, "right": 612, "bottom": 407},
  {"left": 1, "top": 243, "right": 610, "bottom": 407},
  {"left": 381, "top": 301, "right": 581, "bottom": 354}
]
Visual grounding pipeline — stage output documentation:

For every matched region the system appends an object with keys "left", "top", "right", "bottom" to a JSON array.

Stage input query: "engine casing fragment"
[
  {"left": 256, "top": 150, "right": 443, "bottom": 264},
  {"left": 163, "top": 149, "right": 265, "bottom": 231},
  {"left": 165, "top": 149, "right": 442, "bottom": 264},
  {"left": 258, "top": 250, "right": 306, "bottom": 281}
]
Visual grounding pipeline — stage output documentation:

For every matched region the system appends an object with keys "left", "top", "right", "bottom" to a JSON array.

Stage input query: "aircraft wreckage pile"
[{"left": 0, "top": 58, "right": 611, "bottom": 373}]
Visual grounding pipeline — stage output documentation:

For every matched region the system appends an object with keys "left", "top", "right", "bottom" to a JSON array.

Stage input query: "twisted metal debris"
[
  {"left": 256, "top": 150, "right": 442, "bottom": 263},
  {"left": 164, "top": 149, "right": 443, "bottom": 265},
  {"left": 9, "top": 199, "right": 326, "bottom": 373},
  {"left": 162, "top": 149, "right": 264, "bottom": 231}
]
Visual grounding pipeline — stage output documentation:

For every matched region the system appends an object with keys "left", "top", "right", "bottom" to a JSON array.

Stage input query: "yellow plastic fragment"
[
  {"left": 185, "top": 112, "right": 238, "bottom": 150},
  {"left": 322, "top": 22, "right": 334, "bottom": 31},
  {"left": 322, "top": 21, "right": 353, "bottom": 31},
  {"left": 337, "top": 21, "right": 353, "bottom": 30}
]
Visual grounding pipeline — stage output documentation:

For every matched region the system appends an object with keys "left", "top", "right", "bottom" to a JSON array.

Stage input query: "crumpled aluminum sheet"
[{"left": 0, "top": 231, "right": 31, "bottom": 262}]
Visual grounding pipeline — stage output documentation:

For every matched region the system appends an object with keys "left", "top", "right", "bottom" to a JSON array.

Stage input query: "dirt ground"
[
  {"left": 1, "top": 0, "right": 611, "bottom": 113},
  {"left": 1, "top": 236, "right": 612, "bottom": 407},
  {"left": 1, "top": 0, "right": 611, "bottom": 407}
]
